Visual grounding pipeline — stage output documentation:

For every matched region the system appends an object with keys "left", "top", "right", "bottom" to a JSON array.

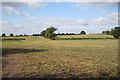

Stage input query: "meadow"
[{"left": 1, "top": 34, "right": 118, "bottom": 79}]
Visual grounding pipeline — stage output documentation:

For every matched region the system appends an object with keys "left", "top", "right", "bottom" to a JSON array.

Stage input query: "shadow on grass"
[{"left": 2, "top": 48, "right": 48, "bottom": 56}]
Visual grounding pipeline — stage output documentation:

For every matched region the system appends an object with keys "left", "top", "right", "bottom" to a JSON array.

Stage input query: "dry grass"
[{"left": 2, "top": 35, "right": 118, "bottom": 78}]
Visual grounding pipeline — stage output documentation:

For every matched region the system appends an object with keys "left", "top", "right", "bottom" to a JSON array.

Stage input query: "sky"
[{"left": 0, "top": 0, "right": 119, "bottom": 35}]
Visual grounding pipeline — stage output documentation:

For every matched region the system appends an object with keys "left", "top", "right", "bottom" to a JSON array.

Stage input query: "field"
[
  {"left": 1, "top": 34, "right": 118, "bottom": 79},
  {"left": 57, "top": 34, "right": 114, "bottom": 38}
]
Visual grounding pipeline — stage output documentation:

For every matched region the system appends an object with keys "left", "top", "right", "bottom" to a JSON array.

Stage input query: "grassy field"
[
  {"left": 57, "top": 34, "right": 114, "bottom": 38},
  {"left": 1, "top": 35, "right": 118, "bottom": 78}
]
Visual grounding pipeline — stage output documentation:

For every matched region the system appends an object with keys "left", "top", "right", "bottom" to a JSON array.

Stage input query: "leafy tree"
[
  {"left": 102, "top": 30, "right": 111, "bottom": 35},
  {"left": 111, "top": 27, "right": 120, "bottom": 38},
  {"left": 19, "top": 34, "right": 23, "bottom": 36},
  {"left": 10, "top": 33, "right": 14, "bottom": 36},
  {"left": 2, "top": 33, "right": 6, "bottom": 37},
  {"left": 61, "top": 33, "right": 65, "bottom": 35},
  {"left": 105, "top": 30, "right": 111, "bottom": 35},
  {"left": 41, "top": 27, "right": 57, "bottom": 40},
  {"left": 66, "top": 33, "right": 69, "bottom": 35},
  {"left": 80, "top": 31, "right": 86, "bottom": 35},
  {"left": 24, "top": 34, "right": 28, "bottom": 36},
  {"left": 102, "top": 31, "right": 105, "bottom": 34},
  {"left": 40, "top": 30, "right": 46, "bottom": 36}
]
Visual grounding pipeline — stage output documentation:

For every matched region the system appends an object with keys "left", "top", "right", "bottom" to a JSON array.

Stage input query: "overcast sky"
[{"left": 1, "top": 1, "right": 119, "bottom": 35}]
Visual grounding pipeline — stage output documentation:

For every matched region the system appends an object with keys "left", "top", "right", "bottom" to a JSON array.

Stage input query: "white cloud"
[
  {"left": 27, "top": 2, "right": 48, "bottom": 9},
  {"left": 4, "top": 6, "right": 18, "bottom": 15},
  {"left": 72, "top": 2, "right": 118, "bottom": 14},
  {"left": 96, "top": 8, "right": 107, "bottom": 14},
  {"left": 2, "top": 2, "right": 48, "bottom": 9},
  {"left": 62, "top": 19, "right": 87, "bottom": 26},
  {"left": 3, "top": 6, "right": 34, "bottom": 19},
  {"left": 26, "top": 16, "right": 87, "bottom": 27},
  {"left": 1, "top": 21, "right": 47, "bottom": 35},
  {"left": 35, "top": 16, "right": 87, "bottom": 26},
  {"left": 91, "top": 17, "right": 107, "bottom": 25},
  {"left": 91, "top": 12, "right": 118, "bottom": 25},
  {"left": 106, "top": 12, "right": 118, "bottom": 24}
]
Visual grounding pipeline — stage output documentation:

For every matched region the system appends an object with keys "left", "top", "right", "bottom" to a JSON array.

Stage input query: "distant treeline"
[
  {"left": 1, "top": 27, "right": 120, "bottom": 39},
  {"left": 1, "top": 31, "right": 86, "bottom": 37},
  {"left": 1, "top": 33, "right": 40, "bottom": 37}
]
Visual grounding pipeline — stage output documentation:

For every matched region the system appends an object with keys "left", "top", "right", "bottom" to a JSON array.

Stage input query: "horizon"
[{"left": 1, "top": 2, "right": 118, "bottom": 35}]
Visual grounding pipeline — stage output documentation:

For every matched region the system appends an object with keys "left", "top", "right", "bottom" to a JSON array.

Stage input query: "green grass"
[{"left": 2, "top": 35, "right": 118, "bottom": 78}]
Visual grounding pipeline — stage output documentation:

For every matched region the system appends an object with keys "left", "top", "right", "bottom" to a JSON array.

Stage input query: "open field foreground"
[{"left": 1, "top": 35, "right": 118, "bottom": 79}]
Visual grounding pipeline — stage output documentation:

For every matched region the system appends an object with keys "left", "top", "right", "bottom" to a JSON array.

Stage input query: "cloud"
[
  {"left": 62, "top": 19, "right": 87, "bottom": 26},
  {"left": 1, "top": 21, "right": 49, "bottom": 35},
  {"left": 72, "top": 2, "right": 118, "bottom": 13},
  {"left": 2, "top": 2, "right": 48, "bottom": 9},
  {"left": 1, "top": 22, "right": 28, "bottom": 29},
  {"left": 3, "top": 6, "right": 34, "bottom": 19},
  {"left": 96, "top": 8, "right": 107, "bottom": 14},
  {"left": 1, "top": 16, "right": 88, "bottom": 35},
  {"left": 27, "top": 2, "right": 48, "bottom": 9},
  {"left": 29, "top": 16, "right": 88, "bottom": 27},
  {"left": 106, "top": 12, "right": 118, "bottom": 24},
  {"left": 91, "top": 17, "right": 107, "bottom": 25},
  {"left": 20, "top": 15, "right": 88, "bottom": 27},
  {"left": 91, "top": 12, "right": 118, "bottom": 25},
  {"left": 3, "top": 5, "right": 88, "bottom": 26},
  {"left": 4, "top": 6, "right": 20, "bottom": 16}
]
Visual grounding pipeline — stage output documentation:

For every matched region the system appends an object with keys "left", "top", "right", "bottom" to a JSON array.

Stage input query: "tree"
[
  {"left": 61, "top": 33, "right": 65, "bottom": 35},
  {"left": 102, "top": 31, "right": 105, "bottom": 34},
  {"left": 19, "top": 34, "right": 23, "bottom": 36},
  {"left": 10, "top": 33, "right": 14, "bottom": 36},
  {"left": 40, "top": 30, "right": 46, "bottom": 36},
  {"left": 80, "top": 31, "right": 86, "bottom": 35},
  {"left": 66, "top": 33, "right": 69, "bottom": 35},
  {"left": 32, "top": 34, "right": 40, "bottom": 36},
  {"left": 2, "top": 33, "right": 6, "bottom": 37},
  {"left": 105, "top": 30, "right": 111, "bottom": 35},
  {"left": 24, "top": 34, "right": 28, "bottom": 36},
  {"left": 41, "top": 27, "right": 57, "bottom": 40},
  {"left": 102, "top": 30, "right": 111, "bottom": 35},
  {"left": 111, "top": 27, "right": 120, "bottom": 38},
  {"left": 58, "top": 33, "right": 60, "bottom": 35}
]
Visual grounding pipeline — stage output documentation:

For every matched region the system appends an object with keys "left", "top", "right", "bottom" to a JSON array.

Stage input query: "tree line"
[
  {"left": 2, "top": 27, "right": 86, "bottom": 37},
  {"left": 2, "top": 26, "right": 120, "bottom": 39},
  {"left": 58, "top": 31, "right": 86, "bottom": 35}
]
